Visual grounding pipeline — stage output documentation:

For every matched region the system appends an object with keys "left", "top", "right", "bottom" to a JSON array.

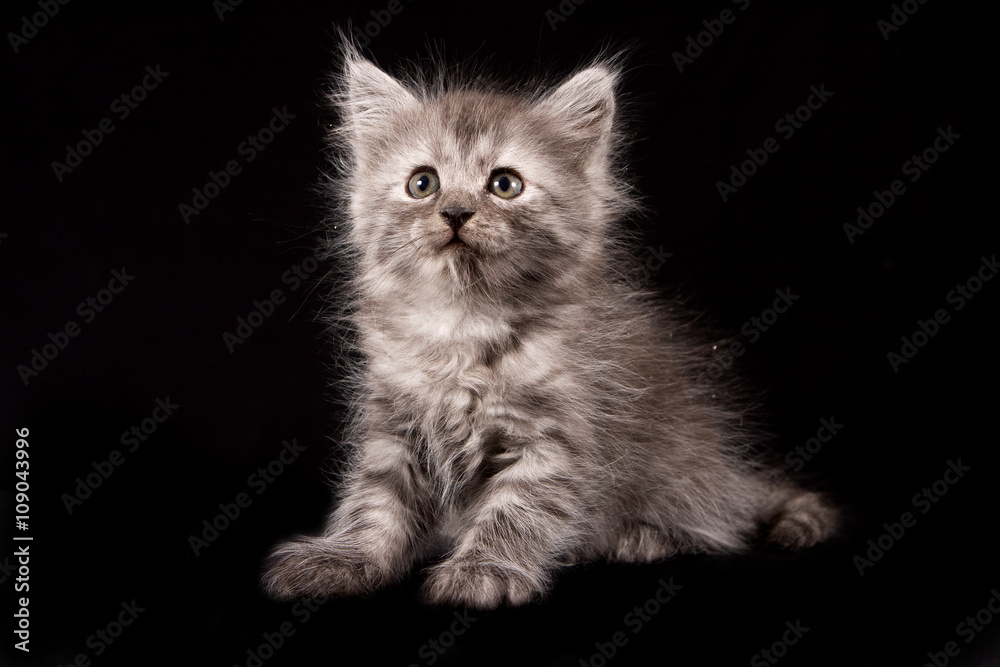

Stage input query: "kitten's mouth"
[{"left": 442, "top": 232, "right": 469, "bottom": 251}]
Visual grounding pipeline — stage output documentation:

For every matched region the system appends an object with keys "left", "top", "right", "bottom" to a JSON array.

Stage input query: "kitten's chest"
[
  {"left": 365, "top": 305, "right": 567, "bottom": 503},
  {"left": 376, "top": 333, "right": 491, "bottom": 423},
  {"left": 371, "top": 308, "right": 490, "bottom": 405},
  {"left": 369, "top": 306, "right": 537, "bottom": 439}
]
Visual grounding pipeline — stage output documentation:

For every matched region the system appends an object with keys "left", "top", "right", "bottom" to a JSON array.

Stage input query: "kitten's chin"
[{"left": 440, "top": 241, "right": 478, "bottom": 274}]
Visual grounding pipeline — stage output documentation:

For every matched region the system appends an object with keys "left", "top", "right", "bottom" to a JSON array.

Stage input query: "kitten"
[{"left": 262, "top": 45, "right": 839, "bottom": 609}]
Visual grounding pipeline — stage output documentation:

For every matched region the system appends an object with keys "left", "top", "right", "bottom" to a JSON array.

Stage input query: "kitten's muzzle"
[{"left": 440, "top": 205, "right": 474, "bottom": 235}]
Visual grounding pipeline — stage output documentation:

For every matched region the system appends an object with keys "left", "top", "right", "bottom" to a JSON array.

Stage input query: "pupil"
[
  {"left": 417, "top": 175, "right": 428, "bottom": 191},
  {"left": 497, "top": 176, "right": 510, "bottom": 191}
]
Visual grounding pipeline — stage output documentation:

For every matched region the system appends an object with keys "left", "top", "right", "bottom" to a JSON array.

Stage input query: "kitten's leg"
[
  {"left": 610, "top": 520, "right": 679, "bottom": 563},
  {"left": 760, "top": 481, "right": 839, "bottom": 549},
  {"left": 422, "top": 437, "right": 579, "bottom": 609},
  {"left": 263, "top": 434, "right": 432, "bottom": 599}
]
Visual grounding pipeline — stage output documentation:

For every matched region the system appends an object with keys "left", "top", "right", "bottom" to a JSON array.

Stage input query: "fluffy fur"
[{"left": 262, "top": 44, "right": 838, "bottom": 609}]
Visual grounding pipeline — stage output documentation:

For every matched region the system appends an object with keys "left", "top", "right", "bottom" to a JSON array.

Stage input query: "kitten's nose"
[{"left": 440, "top": 205, "right": 474, "bottom": 232}]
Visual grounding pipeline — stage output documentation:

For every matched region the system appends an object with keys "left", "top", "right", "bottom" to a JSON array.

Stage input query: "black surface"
[{"left": 2, "top": 1, "right": 997, "bottom": 665}]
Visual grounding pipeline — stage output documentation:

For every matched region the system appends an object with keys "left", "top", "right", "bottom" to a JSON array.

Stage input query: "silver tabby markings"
[{"left": 262, "top": 44, "right": 839, "bottom": 609}]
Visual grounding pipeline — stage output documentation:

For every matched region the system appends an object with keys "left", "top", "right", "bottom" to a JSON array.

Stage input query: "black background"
[{"left": 2, "top": 1, "right": 997, "bottom": 665}]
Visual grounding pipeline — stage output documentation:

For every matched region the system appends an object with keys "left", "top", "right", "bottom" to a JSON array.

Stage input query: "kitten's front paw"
[
  {"left": 422, "top": 557, "right": 547, "bottom": 609},
  {"left": 262, "top": 537, "right": 397, "bottom": 600}
]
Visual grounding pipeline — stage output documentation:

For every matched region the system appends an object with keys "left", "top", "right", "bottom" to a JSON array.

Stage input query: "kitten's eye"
[
  {"left": 488, "top": 171, "right": 523, "bottom": 199},
  {"left": 407, "top": 170, "right": 440, "bottom": 198}
]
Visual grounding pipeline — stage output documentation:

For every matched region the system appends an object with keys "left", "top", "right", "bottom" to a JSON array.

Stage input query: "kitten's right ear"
[
  {"left": 340, "top": 56, "right": 416, "bottom": 130},
  {"left": 537, "top": 64, "right": 619, "bottom": 155}
]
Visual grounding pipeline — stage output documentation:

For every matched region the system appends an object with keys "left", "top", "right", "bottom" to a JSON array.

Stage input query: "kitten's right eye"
[{"left": 407, "top": 170, "right": 440, "bottom": 198}]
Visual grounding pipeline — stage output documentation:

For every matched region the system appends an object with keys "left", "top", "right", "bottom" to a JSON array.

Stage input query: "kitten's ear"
[
  {"left": 539, "top": 65, "right": 618, "bottom": 144},
  {"left": 341, "top": 57, "right": 416, "bottom": 129}
]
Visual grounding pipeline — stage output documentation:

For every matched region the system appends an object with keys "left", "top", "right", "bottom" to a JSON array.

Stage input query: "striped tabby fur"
[{"left": 262, "top": 45, "right": 838, "bottom": 609}]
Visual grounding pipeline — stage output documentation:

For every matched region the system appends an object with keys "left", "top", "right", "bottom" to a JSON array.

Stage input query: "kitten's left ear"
[{"left": 538, "top": 65, "right": 618, "bottom": 145}]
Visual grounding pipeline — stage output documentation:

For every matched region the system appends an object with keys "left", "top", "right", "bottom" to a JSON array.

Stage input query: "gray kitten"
[{"left": 262, "top": 46, "right": 838, "bottom": 609}]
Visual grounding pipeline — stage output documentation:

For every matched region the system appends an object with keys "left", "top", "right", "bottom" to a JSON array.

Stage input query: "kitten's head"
[{"left": 330, "top": 47, "right": 635, "bottom": 305}]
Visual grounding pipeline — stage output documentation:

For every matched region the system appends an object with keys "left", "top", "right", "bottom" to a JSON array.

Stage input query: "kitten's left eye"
[
  {"left": 488, "top": 171, "right": 523, "bottom": 199},
  {"left": 407, "top": 170, "right": 440, "bottom": 198}
]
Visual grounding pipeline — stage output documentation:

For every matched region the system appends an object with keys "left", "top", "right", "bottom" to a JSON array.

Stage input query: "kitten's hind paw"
[
  {"left": 262, "top": 537, "right": 394, "bottom": 600},
  {"left": 422, "top": 557, "right": 547, "bottom": 609},
  {"left": 765, "top": 491, "right": 839, "bottom": 550}
]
